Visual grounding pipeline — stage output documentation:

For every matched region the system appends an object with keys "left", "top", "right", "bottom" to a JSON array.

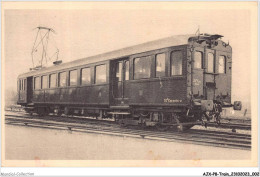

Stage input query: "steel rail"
[{"left": 5, "top": 114, "right": 251, "bottom": 150}]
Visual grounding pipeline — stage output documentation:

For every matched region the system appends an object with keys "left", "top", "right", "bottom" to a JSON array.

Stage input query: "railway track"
[
  {"left": 5, "top": 109, "right": 252, "bottom": 130},
  {"left": 5, "top": 112, "right": 251, "bottom": 150}
]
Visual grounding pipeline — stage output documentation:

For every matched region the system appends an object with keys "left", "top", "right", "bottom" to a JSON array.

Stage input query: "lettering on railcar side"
[
  {"left": 164, "top": 98, "right": 182, "bottom": 103},
  {"left": 193, "top": 79, "right": 201, "bottom": 86}
]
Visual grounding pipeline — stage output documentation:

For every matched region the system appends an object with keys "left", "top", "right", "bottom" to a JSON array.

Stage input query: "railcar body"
[{"left": 17, "top": 33, "right": 241, "bottom": 130}]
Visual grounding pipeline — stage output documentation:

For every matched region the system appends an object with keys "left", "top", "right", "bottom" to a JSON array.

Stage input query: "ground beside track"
[{"left": 5, "top": 124, "right": 250, "bottom": 160}]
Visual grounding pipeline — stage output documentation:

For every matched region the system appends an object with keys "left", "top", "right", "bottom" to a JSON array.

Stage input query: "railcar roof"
[{"left": 19, "top": 34, "right": 194, "bottom": 78}]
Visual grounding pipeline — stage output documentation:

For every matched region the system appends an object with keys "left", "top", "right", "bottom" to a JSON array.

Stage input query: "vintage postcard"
[{"left": 1, "top": 1, "right": 258, "bottom": 168}]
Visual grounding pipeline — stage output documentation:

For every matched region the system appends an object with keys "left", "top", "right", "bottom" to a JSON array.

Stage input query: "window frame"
[
  {"left": 95, "top": 64, "right": 107, "bottom": 84},
  {"left": 18, "top": 80, "right": 21, "bottom": 91},
  {"left": 170, "top": 50, "right": 183, "bottom": 76},
  {"left": 80, "top": 67, "right": 91, "bottom": 85},
  {"left": 124, "top": 60, "right": 130, "bottom": 81},
  {"left": 194, "top": 51, "right": 203, "bottom": 69},
  {"left": 49, "top": 73, "right": 57, "bottom": 88},
  {"left": 41, "top": 75, "right": 48, "bottom": 89},
  {"left": 218, "top": 55, "right": 226, "bottom": 74},
  {"left": 34, "top": 76, "right": 40, "bottom": 90},
  {"left": 69, "top": 69, "right": 78, "bottom": 86},
  {"left": 207, "top": 52, "right": 215, "bottom": 73},
  {"left": 23, "top": 79, "right": 26, "bottom": 90},
  {"left": 58, "top": 71, "right": 67, "bottom": 87},
  {"left": 116, "top": 62, "right": 123, "bottom": 82},
  {"left": 155, "top": 53, "right": 166, "bottom": 78},
  {"left": 21, "top": 79, "right": 24, "bottom": 91},
  {"left": 133, "top": 55, "right": 152, "bottom": 80}
]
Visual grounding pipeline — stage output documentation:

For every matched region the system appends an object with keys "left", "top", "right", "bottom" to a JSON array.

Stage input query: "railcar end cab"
[{"left": 17, "top": 76, "right": 33, "bottom": 105}]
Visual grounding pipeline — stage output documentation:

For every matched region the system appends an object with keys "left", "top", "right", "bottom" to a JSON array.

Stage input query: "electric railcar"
[{"left": 17, "top": 33, "right": 241, "bottom": 130}]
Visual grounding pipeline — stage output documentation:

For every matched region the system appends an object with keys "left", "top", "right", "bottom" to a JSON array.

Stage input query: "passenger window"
[
  {"left": 171, "top": 51, "right": 183, "bottom": 76},
  {"left": 116, "top": 62, "right": 122, "bottom": 82},
  {"left": 34, "top": 77, "right": 40, "bottom": 90},
  {"left": 124, "top": 61, "right": 129, "bottom": 81},
  {"left": 194, "top": 51, "right": 203, "bottom": 69},
  {"left": 207, "top": 53, "right": 214, "bottom": 73},
  {"left": 81, "top": 68, "right": 91, "bottom": 85},
  {"left": 49, "top": 74, "right": 56, "bottom": 88},
  {"left": 41, "top": 76, "right": 48, "bottom": 89},
  {"left": 95, "top": 65, "right": 107, "bottom": 84},
  {"left": 218, "top": 56, "right": 226, "bottom": 74},
  {"left": 156, "top": 53, "right": 166, "bottom": 77},
  {"left": 69, "top": 70, "right": 77, "bottom": 86},
  {"left": 58, "top": 72, "right": 67, "bottom": 87},
  {"left": 134, "top": 56, "right": 152, "bottom": 79}
]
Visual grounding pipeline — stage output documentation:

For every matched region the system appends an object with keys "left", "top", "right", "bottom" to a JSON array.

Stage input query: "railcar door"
[
  {"left": 192, "top": 49, "right": 204, "bottom": 99},
  {"left": 26, "top": 77, "right": 33, "bottom": 103},
  {"left": 112, "top": 58, "right": 129, "bottom": 106},
  {"left": 204, "top": 48, "right": 216, "bottom": 100}
]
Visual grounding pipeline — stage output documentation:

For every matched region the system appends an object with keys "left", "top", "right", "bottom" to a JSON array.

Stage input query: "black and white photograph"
[{"left": 1, "top": 1, "right": 258, "bottom": 170}]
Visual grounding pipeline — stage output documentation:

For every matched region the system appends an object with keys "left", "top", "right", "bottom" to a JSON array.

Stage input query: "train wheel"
[
  {"left": 155, "top": 124, "right": 168, "bottom": 131},
  {"left": 183, "top": 125, "right": 194, "bottom": 131},
  {"left": 45, "top": 107, "right": 50, "bottom": 116},
  {"left": 177, "top": 124, "right": 194, "bottom": 132},
  {"left": 37, "top": 107, "right": 45, "bottom": 116},
  {"left": 64, "top": 107, "right": 69, "bottom": 115},
  {"left": 57, "top": 111, "right": 62, "bottom": 117}
]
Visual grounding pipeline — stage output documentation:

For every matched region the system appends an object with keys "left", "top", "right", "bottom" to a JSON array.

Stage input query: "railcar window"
[
  {"left": 124, "top": 61, "right": 129, "bottom": 81},
  {"left": 69, "top": 70, "right": 77, "bottom": 86},
  {"left": 95, "top": 65, "right": 107, "bottom": 84},
  {"left": 116, "top": 62, "right": 122, "bottom": 82},
  {"left": 58, "top": 72, "right": 67, "bottom": 87},
  {"left": 20, "top": 80, "right": 22, "bottom": 90},
  {"left": 21, "top": 80, "right": 23, "bottom": 90},
  {"left": 49, "top": 74, "right": 56, "bottom": 88},
  {"left": 81, "top": 68, "right": 91, "bottom": 85},
  {"left": 194, "top": 51, "right": 203, "bottom": 69},
  {"left": 24, "top": 79, "right": 26, "bottom": 90},
  {"left": 171, "top": 51, "right": 183, "bottom": 76},
  {"left": 34, "top": 77, "right": 40, "bottom": 90},
  {"left": 134, "top": 56, "right": 152, "bottom": 79},
  {"left": 156, "top": 53, "right": 166, "bottom": 77},
  {"left": 207, "top": 53, "right": 214, "bottom": 73},
  {"left": 218, "top": 56, "right": 226, "bottom": 74},
  {"left": 41, "top": 76, "right": 48, "bottom": 89}
]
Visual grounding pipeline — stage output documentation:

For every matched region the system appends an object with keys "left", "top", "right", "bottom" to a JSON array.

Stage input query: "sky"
[{"left": 3, "top": 2, "right": 256, "bottom": 107}]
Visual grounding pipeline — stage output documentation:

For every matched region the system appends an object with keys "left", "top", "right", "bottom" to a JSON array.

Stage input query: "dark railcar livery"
[{"left": 17, "top": 33, "right": 240, "bottom": 130}]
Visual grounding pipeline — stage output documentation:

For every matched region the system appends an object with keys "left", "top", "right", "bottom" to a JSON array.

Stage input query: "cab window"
[
  {"left": 207, "top": 53, "right": 214, "bottom": 73},
  {"left": 194, "top": 51, "right": 203, "bottom": 69},
  {"left": 134, "top": 56, "right": 152, "bottom": 79},
  {"left": 69, "top": 70, "right": 77, "bottom": 86},
  {"left": 34, "top": 77, "right": 40, "bottom": 90},
  {"left": 171, "top": 51, "right": 183, "bottom": 76},
  {"left": 58, "top": 72, "right": 67, "bottom": 87},
  {"left": 156, "top": 53, "right": 166, "bottom": 77},
  {"left": 95, "top": 64, "right": 107, "bottom": 84},
  {"left": 218, "top": 56, "right": 226, "bottom": 74}
]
